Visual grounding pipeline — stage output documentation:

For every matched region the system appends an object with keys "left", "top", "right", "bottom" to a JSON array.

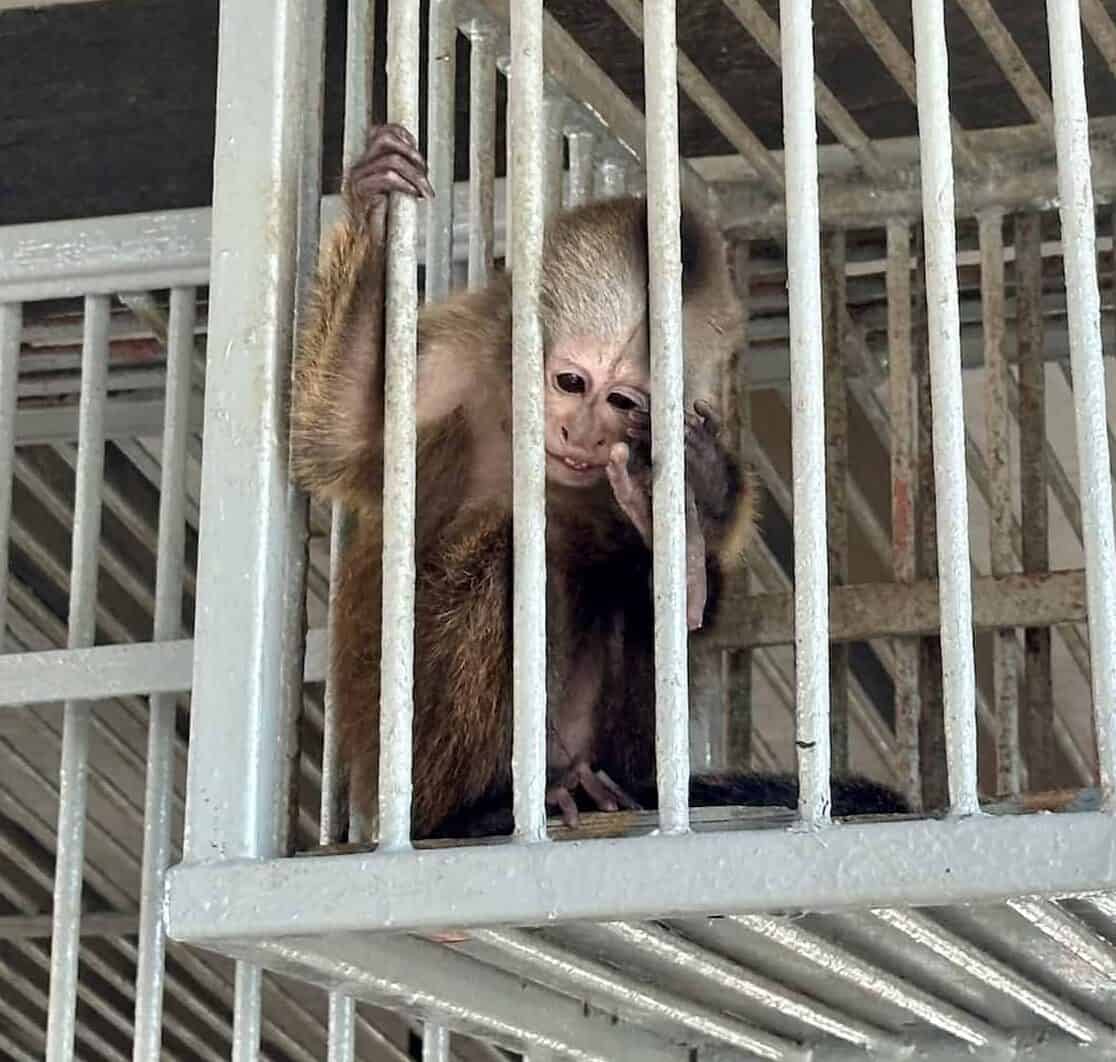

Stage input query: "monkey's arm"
[{"left": 293, "top": 124, "right": 477, "bottom": 506}]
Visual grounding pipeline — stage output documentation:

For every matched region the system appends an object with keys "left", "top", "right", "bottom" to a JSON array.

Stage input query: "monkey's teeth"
[{"left": 563, "top": 458, "right": 590, "bottom": 471}]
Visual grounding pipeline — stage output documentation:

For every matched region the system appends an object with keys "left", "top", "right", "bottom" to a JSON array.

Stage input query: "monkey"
[{"left": 291, "top": 123, "right": 907, "bottom": 843}]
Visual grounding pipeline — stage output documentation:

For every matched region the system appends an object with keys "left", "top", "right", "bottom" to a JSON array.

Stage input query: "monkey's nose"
[{"left": 560, "top": 426, "right": 569, "bottom": 441}]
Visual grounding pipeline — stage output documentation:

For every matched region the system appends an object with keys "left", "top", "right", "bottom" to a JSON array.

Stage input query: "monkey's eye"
[
  {"left": 607, "top": 392, "right": 642, "bottom": 412},
  {"left": 555, "top": 372, "right": 586, "bottom": 394}
]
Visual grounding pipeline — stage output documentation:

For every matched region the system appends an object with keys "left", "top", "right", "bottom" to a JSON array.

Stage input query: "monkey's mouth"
[{"left": 546, "top": 452, "right": 603, "bottom": 478}]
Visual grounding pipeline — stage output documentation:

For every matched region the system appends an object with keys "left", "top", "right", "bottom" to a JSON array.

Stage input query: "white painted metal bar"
[
  {"left": 167, "top": 812, "right": 1116, "bottom": 938},
  {"left": 468, "top": 28, "right": 497, "bottom": 289},
  {"left": 565, "top": 130, "right": 594, "bottom": 207},
  {"left": 508, "top": 0, "right": 548, "bottom": 843},
  {"left": 978, "top": 211, "right": 1020, "bottom": 798},
  {"left": 886, "top": 219, "right": 921, "bottom": 809},
  {"left": 729, "top": 915, "right": 1006, "bottom": 1050},
  {"left": 471, "top": 928, "right": 806, "bottom": 1060},
  {"left": 0, "top": 301, "right": 19, "bottom": 652},
  {"left": 872, "top": 908, "right": 1113, "bottom": 1044},
  {"left": 178, "top": 0, "right": 312, "bottom": 1054},
  {"left": 132, "top": 286, "right": 195, "bottom": 1061},
  {"left": 426, "top": 0, "right": 457, "bottom": 300},
  {"left": 780, "top": 0, "right": 831, "bottom": 827},
  {"left": 377, "top": 0, "right": 422, "bottom": 851},
  {"left": 911, "top": 0, "right": 979, "bottom": 816},
  {"left": 643, "top": 0, "right": 690, "bottom": 835},
  {"left": 344, "top": 0, "right": 375, "bottom": 171},
  {"left": 1046, "top": 0, "right": 1116, "bottom": 805},
  {"left": 45, "top": 292, "right": 109, "bottom": 1062},
  {"left": 422, "top": 1023, "right": 450, "bottom": 1061},
  {"left": 600, "top": 922, "right": 901, "bottom": 1051}
]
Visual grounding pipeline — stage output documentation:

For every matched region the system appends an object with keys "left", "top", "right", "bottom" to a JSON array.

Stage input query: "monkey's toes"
[{"left": 546, "top": 784, "right": 581, "bottom": 829}]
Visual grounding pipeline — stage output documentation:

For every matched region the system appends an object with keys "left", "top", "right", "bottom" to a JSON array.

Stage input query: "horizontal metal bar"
[
  {"left": 209, "top": 933, "right": 687, "bottom": 1062},
  {"left": 0, "top": 912, "right": 139, "bottom": 940},
  {"left": 15, "top": 395, "right": 205, "bottom": 445},
  {"left": 0, "top": 627, "right": 327, "bottom": 707},
  {"left": 707, "top": 569, "right": 1087, "bottom": 650},
  {"left": 166, "top": 812, "right": 1116, "bottom": 938}
]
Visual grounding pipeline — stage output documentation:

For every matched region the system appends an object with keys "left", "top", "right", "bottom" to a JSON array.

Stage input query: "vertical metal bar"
[
  {"left": 45, "top": 292, "right": 109, "bottom": 1062},
  {"left": 425, "top": 0, "right": 457, "bottom": 301},
  {"left": 566, "top": 130, "right": 595, "bottom": 208},
  {"left": 596, "top": 157, "right": 629, "bottom": 199},
  {"left": 322, "top": 509, "right": 351, "bottom": 847},
  {"left": 978, "top": 210, "right": 1021, "bottom": 797},
  {"left": 780, "top": 1, "right": 831, "bottom": 827},
  {"left": 344, "top": 0, "right": 375, "bottom": 171},
  {"left": 0, "top": 302, "right": 20, "bottom": 652},
  {"left": 509, "top": 0, "right": 548, "bottom": 843},
  {"left": 378, "top": 0, "right": 421, "bottom": 852},
  {"left": 911, "top": 0, "right": 979, "bottom": 816},
  {"left": 1016, "top": 212, "right": 1054, "bottom": 791},
  {"left": 468, "top": 29, "right": 497, "bottom": 290},
  {"left": 725, "top": 241, "right": 753, "bottom": 769},
  {"left": 422, "top": 1023, "right": 450, "bottom": 1062},
  {"left": 1046, "top": 0, "right": 1116, "bottom": 805},
  {"left": 643, "top": 0, "right": 690, "bottom": 835},
  {"left": 132, "top": 286, "right": 195, "bottom": 1062},
  {"left": 179, "top": 3, "right": 311, "bottom": 1054},
  {"left": 822, "top": 231, "right": 850, "bottom": 776},
  {"left": 544, "top": 97, "right": 566, "bottom": 219},
  {"left": 887, "top": 219, "right": 922, "bottom": 809}
]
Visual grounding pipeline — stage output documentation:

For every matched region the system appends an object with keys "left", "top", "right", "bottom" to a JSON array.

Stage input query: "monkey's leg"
[{"left": 606, "top": 442, "right": 708, "bottom": 630}]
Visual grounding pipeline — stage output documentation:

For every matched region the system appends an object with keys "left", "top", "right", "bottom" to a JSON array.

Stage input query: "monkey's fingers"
[
  {"left": 693, "top": 399, "right": 721, "bottom": 436},
  {"left": 546, "top": 784, "right": 581, "bottom": 829},
  {"left": 607, "top": 444, "right": 653, "bottom": 546},
  {"left": 590, "top": 767, "right": 643, "bottom": 812},
  {"left": 365, "top": 123, "right": 426, "bottom": 168},
  {"left": 351, "top": 153, "right": 434, "bottom": 201}
]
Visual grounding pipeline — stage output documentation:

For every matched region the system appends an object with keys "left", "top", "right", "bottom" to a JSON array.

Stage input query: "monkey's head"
[{"left": 537, "top": 196, "right": 743, "bottom": 489}]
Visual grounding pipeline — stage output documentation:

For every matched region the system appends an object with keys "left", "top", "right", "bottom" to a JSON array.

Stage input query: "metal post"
[
  {"left": 566, "top": 130, "right": 595, "bottom": 208},
  {"left": 177, "top": 0, "right": 312, "bottom": 1053},
  {"left": 509, "top": 0, "right": 548, "bottom": 843},
  {"left": 0, "top": 302, "right": 20, "bottom": 652},
  {"left": 378, "top": 0, "right": 421, "bottom": 851},
  {"left": 912, "top": 0, "right": 980, "bottom": 816},
  {"left": 544, "top": 96, "right": 566, "bottom": 219},
  {"left": 1016, "top": 212, "right": 1054, "bottom": 791},
  {"left": 978, "top": 210, "right": 1020, "bottom": 797},
  {"left": 643, "top": 0, "right": 690, "bottom": 834},
  {"left": 596, "top": 157, "right": 629, "bottom": 199},
  {"left": 422, "top": 1022, "right": 450, "bottom": 1062},
  {"left": 887, "top": 219, "right": 922, "bottom": 809},
  {"left": 45, "top": 292, "right": 109, "bottom": 1062},
  {"left": 1047, "top": 0, "right": 1116, "bottom": 805},
  {"left": 780, "top": 0, "right": 831, "bottom": 827},
  {"left": 426, "top": 0, "right": 457, "bottom": 301},
  {"left": 132, "top": 286, "right": 195, "bottom": 1061},
  {"left": 468, "top": 28, "right": 497, "bottom": 289},
  {"left": 822, "top": 230, "right": 850, "bottom": 776}
]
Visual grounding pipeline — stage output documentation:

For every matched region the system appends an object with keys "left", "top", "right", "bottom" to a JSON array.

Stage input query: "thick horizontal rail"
[
  {"left": 166, "top": 811, "right": 1116, "bottom": 938},
  {"left": 0, "top": 628, "right": 327, "bottom": 707},
  {"left": 707, "top": 569, "right": 1088, "bottom": 650}
]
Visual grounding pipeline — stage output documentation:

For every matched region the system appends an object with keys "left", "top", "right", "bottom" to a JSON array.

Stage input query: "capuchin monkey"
[{"left": 292, "top": 123, "right": 906, "bottom": 841}]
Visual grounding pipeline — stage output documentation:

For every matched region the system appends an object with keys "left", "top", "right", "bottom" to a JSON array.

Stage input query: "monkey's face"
[{"left": 543, "top": 330, "right": 649, "bottom": 489}]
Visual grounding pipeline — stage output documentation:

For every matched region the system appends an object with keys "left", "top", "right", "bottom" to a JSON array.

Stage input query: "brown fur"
[{"left": 292, "top": 187, "right": 754, "bottom": 839}]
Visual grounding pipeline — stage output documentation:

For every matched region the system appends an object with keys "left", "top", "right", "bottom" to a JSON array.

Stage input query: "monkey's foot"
[
  {"left": 547, "top": 762, "right": 643, "bottom": 829},
  {"left": 346, "top": 123, "right": 435, "bottom": 210}
]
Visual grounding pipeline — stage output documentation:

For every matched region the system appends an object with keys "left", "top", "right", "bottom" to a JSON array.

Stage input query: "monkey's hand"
[
  {"left": 344, "top": 123, "right": 434, "bottom": 216},
  {"left": 547, "top": 761, "right": 643, "bottom": 829},
  {"left": 606, "top": 442, "right": 708, "bottom": 631}
]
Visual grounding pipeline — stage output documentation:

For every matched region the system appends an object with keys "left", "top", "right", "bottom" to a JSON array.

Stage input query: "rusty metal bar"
[
  {"left": 887, "top": 219, "right": 921, "bottom": 809},
  {"left": 823, "top": 230, "right": 850, "bottom": 776},
  {"left": 979, "top": 210, "right": 1021, "bottom": 797},
  {"left": 1016, "top": 212, "right": 1054, "bottom": 791}
]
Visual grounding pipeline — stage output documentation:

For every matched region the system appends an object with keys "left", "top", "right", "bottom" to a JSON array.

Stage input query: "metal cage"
[{"left": 2, "top": 0, "right": 1116, "bottom": 1059}]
